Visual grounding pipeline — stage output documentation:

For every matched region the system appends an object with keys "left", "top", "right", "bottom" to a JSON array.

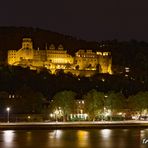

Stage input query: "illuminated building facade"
[
  {"left": 8, "top": 38, "right": 112, "bottom": 76},
  {"left": 75, "top": 50, "right": 112, "bottom": 74}
]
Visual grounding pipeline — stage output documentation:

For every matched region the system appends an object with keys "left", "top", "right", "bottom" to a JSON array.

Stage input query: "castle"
[{"left": 8, "top": 38, "right": 112, "bottom": 76}]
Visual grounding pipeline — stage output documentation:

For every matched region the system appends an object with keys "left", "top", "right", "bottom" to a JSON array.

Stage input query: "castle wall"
[
  {"left": 97, "top": 52, "right": 112, "bottom": 74},
  {"left": 47, "top": 50, "right": 73, "bottom": 64},
  {"left": 7, "top": 38, "right": 112, "bottom": 76},
  {"left": 75, "top": 50, "right": 98, "bottom": 70},
  {"left": 33, "top": 50, "right": 47, "bottom": 61},
  {"left": 8, "top": 50, "right": 17, "bottom": 65}
]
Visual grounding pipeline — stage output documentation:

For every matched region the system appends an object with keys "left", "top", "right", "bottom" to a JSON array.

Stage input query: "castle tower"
[
  {"left": 49, "top": 44, "right": 55, "bottom": 50},
  {"left": 22, "top": 38, "right": 33, "bottom": 49},
  {"left": 17, "top": 38, "right": 34, "bottom": 60},
  {"left": 8, "top": 50, "right": 17, "bottom": 65},
  {"left": 58, "top": 44, "right": 64, "bottom": 50},
  {"left": 96, "top": 52, "right": 112, "bottom": 74}
]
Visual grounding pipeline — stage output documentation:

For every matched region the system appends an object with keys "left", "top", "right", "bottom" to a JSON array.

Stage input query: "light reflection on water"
[
  {"left": 2, "top": 130, "right": 15, "bottom": 148},
  {"left": 47, "top": 130, "right": 63, "bottom": 147},
  {"left": 54, "top": 130, "right": 63, "bottom": 139},
  {"left": 101, "top": 129, "right": 111, "bottom": 139},
  {"left": 3, "top": 130, "right": 14, "bottom": 143},
  {"left": 0, "top": 129, "right": 147, "bottom": 148},
  {"left": 77, "top": 130, "right": 89, "bottom": 147}
]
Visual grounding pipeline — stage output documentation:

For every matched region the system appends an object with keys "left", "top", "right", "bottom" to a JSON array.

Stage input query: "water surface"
[{"left": 0, "top": 128, "right": 148, "bottom": 148}]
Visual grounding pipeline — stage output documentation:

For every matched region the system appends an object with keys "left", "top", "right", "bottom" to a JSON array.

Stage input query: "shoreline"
[{"left": 0, "top": 121, "right": 148, "bottom": 130}]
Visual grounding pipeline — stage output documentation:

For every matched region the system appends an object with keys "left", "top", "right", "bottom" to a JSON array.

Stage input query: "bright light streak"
[
  {"left": 54, "top": 130, "right": 63, "bottom": 139},
  {"left": 77, "top": 130, "right": 89, "bottom": 147},
  {"left": 3, "top": 130, "right": 14, "bottom": 143},
  {"left": 101, "top": 129, "right": 111, "bottom": 139}
]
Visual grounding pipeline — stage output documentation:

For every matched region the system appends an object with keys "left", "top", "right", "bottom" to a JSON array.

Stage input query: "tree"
[
  {"left": 128, "top": 91, "right": 148, "bottom": 115},
  {"left": 96, "top": 64, "right": 101, "bottom": 72},
  {"left": 87, "top": 64, "right": 92, "bottom": 69},
  {"left": 0, "top": 91, "right": 9, "bottom": 113},
  {"left": 84, "top": 89, "right": 104, "bottom": 121},
  {"left": 105, "top": 92, "right": 126, "bottom": 120},
  {"left": 135, "top": 53, "right": 148, "bottom": 70},
  {"left": 65, "top": 63, "right": 71, "bottom": 69},
  {"left": 75, "top": 65, "right": 79, "bottom": 70},
  {"left": 51, "top": 90, "right": 76, "bottom": 121},
  {"left": 14, "top": 85, "right": 44, "bottom": 114},
  {"left": 55, "top": 69, "right": 65, "bottom": 76}
]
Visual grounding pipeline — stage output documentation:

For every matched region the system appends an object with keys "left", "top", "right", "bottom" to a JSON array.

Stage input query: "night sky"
[{"left": 0, "top": 0, "right": 148, "bottom": 41}]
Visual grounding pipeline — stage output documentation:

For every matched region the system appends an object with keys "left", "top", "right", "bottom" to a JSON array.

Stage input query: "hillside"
[
  {"left": 0, "top": 26, "right": 148, "bottom": 70},
  {"left": 0, "top": 27, "right": 97, "bottom": 59}
]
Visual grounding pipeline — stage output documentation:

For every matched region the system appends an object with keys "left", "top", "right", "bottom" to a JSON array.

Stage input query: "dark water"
[{"left": 0, "top": 128, "right": 148, "bottom": 148}]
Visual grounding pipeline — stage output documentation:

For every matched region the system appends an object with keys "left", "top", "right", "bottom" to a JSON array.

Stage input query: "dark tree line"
[{"left": 0, "top": 65, "right": 146, "bottom": 99}]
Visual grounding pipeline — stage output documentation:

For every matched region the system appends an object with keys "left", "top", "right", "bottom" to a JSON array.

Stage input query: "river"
[{"left": 0, "top": 128, "right": 148, "bottom": 148}]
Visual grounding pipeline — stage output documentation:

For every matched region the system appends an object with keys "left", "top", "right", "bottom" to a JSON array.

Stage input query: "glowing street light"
[
  {"left": 6, "top": 107, "right": 10, "bottom": 123},
  {"left": 55, "top": 109, "right": 59, "bottom": 122}
]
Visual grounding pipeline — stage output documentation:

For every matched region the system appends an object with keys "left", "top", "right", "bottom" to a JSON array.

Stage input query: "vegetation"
[
  {"left": 84, "top": 89, "right": 104, "bottom": 121},
  {"left": 105, "top": 92, "right": 126, "bottom": 120},
  {"left": 51, "top": 90, "right": 76, "bottom": 121},
  {"left": 49, "top": 90, "right": 148, "bottom": 121},
  {"left": 0, "top": 27, "right": 148, "bottom": 121},
  {"left": 0, "top": 65, "right": 147, "bottom": 121},
  {"left": 128, "top": 91, "right": 148, "bottom": 115},
  {"left": 1, "top": 27, "right": 148, "bottom": 70},
  {"left": 105, "top": 92, "right": 126, "bottom": 114},
  {"left": 0, "top": 65, "right": 144, "bottom": 98}
]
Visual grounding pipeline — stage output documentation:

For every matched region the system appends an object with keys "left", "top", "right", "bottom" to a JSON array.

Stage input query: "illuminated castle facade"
[{"left": 8, "top": 38, "right": 112, "bottom": 76}]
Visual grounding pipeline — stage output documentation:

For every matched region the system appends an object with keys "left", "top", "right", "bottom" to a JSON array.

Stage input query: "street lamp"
[
  {"left": 103, "top": 95, "right": 108, "bottom": 121},
  {"left": 6, "top": 107, "right": 10, "bottom": 123},
  {"left": 55, "top": 110, "right": 59, "bottom": 122}
]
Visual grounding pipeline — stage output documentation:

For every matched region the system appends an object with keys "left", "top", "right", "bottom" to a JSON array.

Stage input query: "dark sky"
[{"left": 0, "top": 0, "right": 148, "bottom": 41}]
